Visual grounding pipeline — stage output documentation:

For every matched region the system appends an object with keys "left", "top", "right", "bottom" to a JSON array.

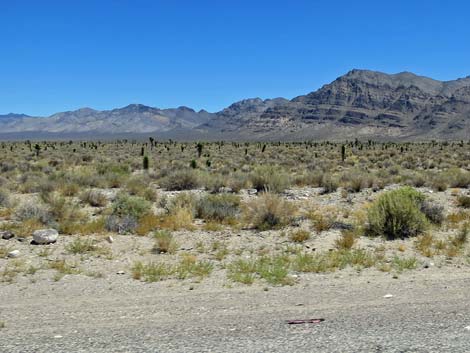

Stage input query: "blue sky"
[{"left": 1, "top": 0, "right": 469, "bottom": 116}]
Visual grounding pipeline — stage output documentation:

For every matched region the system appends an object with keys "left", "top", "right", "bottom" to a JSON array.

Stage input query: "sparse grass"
[
  {"left": 65, "top": 238, "right": 111, "bottom": 257},
  {"left": 152, "top": 230, "right": 178, "bottom": 254},
  {"left": 457, "top": 195, "right": 470, "bottom": 209},
  {"left": 288, "top": 229, "right": 309, "bottom": 243}
]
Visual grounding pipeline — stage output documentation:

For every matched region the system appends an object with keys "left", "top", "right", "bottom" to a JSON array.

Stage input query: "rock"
[
  {"left": 116, "top": 271, "right": 125, "bottom": 275},
  {"left": 106, "top": 235, "right": 114, "bottom": 244},
  {"left": 247, "top": 189, "right": 258, "bottom": 195},
  {"left": 465, "top": 326, "right": 470, "bottom": 331},
  {"left": 383, "top": 294, "right": 394, "bottom": 299},
  {"left": 0, "top": 231, "right": 14, "bottom": 240},
  {"left": 32, "top": 229, "right": 59, "bottom": 245},
  {"left": 7, "top": 250, "right": 20, "bottom": 258},
  {"left": 219, "top": 187, "right": 233, "bottom": 193}
]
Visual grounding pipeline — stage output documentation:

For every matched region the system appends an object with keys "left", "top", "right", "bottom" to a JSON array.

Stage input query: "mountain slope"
[
  {"left": 1, "top": 69, "right": 470, "bottom": 140},
  {"left": 200, "top": 69, "right": 470, "bottom": 140}
]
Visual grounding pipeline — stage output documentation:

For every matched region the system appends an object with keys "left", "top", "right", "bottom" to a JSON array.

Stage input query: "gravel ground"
[{"left": 1, "top": 269, "right": 470, "bottom": 353}]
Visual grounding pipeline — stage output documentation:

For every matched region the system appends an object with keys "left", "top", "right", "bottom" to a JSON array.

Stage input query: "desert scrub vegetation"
[
  {"left": 366, "top": 187, "right": 430, "bottom": 240},
  {"left": 2, "top": 139, "right": 470, "bottom": 286},
  {"left": 243, "top": 193, "right": 297, "bottom": 230},
  {"left": 196, "top": 194, "right": 240, "bottom": 223},
  {"left": 131, "top": 255, "right": 213, "bottom": 282}
]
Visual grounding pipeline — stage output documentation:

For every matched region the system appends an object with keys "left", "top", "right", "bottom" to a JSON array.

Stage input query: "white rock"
[
  {"left": 33, "top": 229, "right": 59, "bottom": 244},
  {"left": 116, "top": 271, "right": 125, "bottom": 275},
  {"left": 465, "top": 326, "right": 470, "bottom": 331},
  {"left": 7, "top": 250, "right": 20, "bottom": 258},
  {"left": 106, "top": 235, "right": 114, "bottom": 244},
  {"left": 383, "top": 294, "right": 394, "bottom": 299}
]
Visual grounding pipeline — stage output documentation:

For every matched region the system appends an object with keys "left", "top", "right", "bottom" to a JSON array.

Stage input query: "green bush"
[
  {"left": 250, "top": 166, "right": 290, "bottom": 193},
  {"left": 112, "top": 194, "right": 150, "bottom": 219},
  {"left": 160, "top": 169, "right": 200, "bottom": 191},
  {"left": 196, "top": 194, "right": 240, "bottom": 222},
  {"left": 366, "top": 187, "right": 428, "bottom": 240}
]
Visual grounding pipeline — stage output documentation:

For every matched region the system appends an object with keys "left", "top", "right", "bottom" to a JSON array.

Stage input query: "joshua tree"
[{"left": 143, "top": 155, "right": 149, "bottom": 170}]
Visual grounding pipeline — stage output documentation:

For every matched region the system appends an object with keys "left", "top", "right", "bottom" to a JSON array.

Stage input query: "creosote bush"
[{"left": 366, "top": 187, "right": 428, "bottom": 240}]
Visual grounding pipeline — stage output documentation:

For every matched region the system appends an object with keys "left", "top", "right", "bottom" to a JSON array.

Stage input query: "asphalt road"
[{"left": 1, "top": 270, "right": 470, "bottom": 353}]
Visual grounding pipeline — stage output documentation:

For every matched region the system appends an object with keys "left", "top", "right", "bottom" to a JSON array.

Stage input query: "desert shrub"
[
  {"left": 158, "top": 207, "right": 195, "bottom": 231},
  {"left": 319, "top": 174, "right": 339, "bottom": 194},
  {"left": 165, "top": 192, "right": 197, "bottom": 216},
  {"left": 15, "top": 202, "right": 52, "bottom": 225},
  {"left": 105, "top": 194, "right": 150, "bottom": 234},
  {"left": 365, "top": 187, "right": 428, "bottom": 239},
  {"left": 196, "top": 194, "right": 240, "bottom": 222},
  {"left": 419, "top": 200, "right": 444, "bottom": 225},
  {"left": 243, "top": 193, "right": 297, "bottom": 231},
  {"left": 342, "top": 170, "right": 374, "bottom": 193},
  {"left": 457, "top": 195, "right": 470, "bottom": 209},
  {"left": 429, "top": 174, "right": 448, "bottom": 191},
  {"left": 80, "top": 189, "right": 108, "bottom": 207},
  {"left": 0, "top": 189, "right": 10, "bottom": 208},
  {"left": 105, "top": 215, "right": 138, "bottom": 234},
  {"left": 135, "top": 213, "right": 160, "bottom": 236},
  {"left": 111, "top": 194, "right": 150, "bottom": 219},
  {"left": 448, "top": 169, "right": 470, "bottom": 188},
  {"left": 160, "top": 169, "right": 200, "bottom": 191},
  {"left": 250, "top": 166, "right": 290, "bottom": 193}
]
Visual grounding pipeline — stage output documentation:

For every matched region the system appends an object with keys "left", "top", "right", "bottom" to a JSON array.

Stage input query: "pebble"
[
  {"left": 465, "top": 326, "right": 470, "bottom": 331},
  {"left": 7, "top": 250, "right": 20, "bottom": 258},
  {"left": 106, "top": 235, "right": 114, "bottom": 244},
  {"left": 383, "top": 294, "right": 394, "bottom": 299},
  {"left": 116, "top": 271, "right": 125, "bottom": 275}
]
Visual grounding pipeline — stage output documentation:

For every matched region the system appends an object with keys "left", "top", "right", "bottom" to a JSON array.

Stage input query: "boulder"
[{"left": 33, "top": 229, "right": 58, "bottom": 244}]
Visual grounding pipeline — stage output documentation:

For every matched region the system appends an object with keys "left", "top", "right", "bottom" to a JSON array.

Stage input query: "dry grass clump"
[
  {"left": 243, "top": 193, "right": 297, "bottom": 231},
  {"left": 289, "top": 229, "right": 310, "bottom": 243},
  {"left": 334, "top": 230, "right": 356, "bottom": 250},
  {"left": 80, "top": 189, "right": 107, "bottom": 207},
  {"left": 152, "top": 230, "right": 178, "bottom": 254}
]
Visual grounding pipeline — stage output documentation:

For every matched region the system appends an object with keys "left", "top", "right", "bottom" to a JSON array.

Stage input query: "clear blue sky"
[{"left": 1, "top": 0, "right": 469, "bottom": 116}]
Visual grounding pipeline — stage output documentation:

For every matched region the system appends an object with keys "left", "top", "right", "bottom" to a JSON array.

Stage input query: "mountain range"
[{"left": 2, "top": 69, "right": 470, "bottom": 141}]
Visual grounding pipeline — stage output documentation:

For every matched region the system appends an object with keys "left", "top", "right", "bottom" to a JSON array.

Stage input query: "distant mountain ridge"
[{"left": 2, "top": 69, "right": 470, "bottom": 140}]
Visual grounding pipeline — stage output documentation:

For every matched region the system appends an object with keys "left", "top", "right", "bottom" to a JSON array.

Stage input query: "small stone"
[
  {"left": 219, "top": 187, "right": 233, "bottom": 193},
  {"left": 189, "top": 285, "right": 194, "bottom": 290},
  {"left": 247, "top": 189, "right": 258, "bottom": 195},
  {"left": 116, "top": 271, "right": 125, "bottom": 275},
  {"left": 465, "top": 326, "right": 470, "bottom": 331},
  {"left": 7, "top": 250, "right": 20, "bottom": 258},
  {"left": 0, "top": 231, "right": 14, "bottom": 240},
  {"left": 106, "top": 235, "right": 114, "bottom": 244},
  {"left": 32, "top": 229, "right": 58, "bottom": 245},
  {"left": 383, "top": 294, "right": 394, "bottom": 299}
]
